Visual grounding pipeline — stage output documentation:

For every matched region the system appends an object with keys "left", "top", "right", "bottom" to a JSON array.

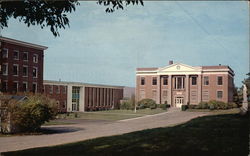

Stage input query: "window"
[
  {"left": 72, "top": 86, "right": 80, "bottom": 111},
  {"left": 191, "top": 77, "right": 197, "bottom": 85},
  {"left": 152, "top": 90, "right": 157, "bottom": 101},
  {"left": 2, "top": 81, "right": 7, "bottom": 92},
  {"left": 2, "top": 48, "right": 8, "bottom": 58},
  {"left": 13, "top": 64, "right": 19, "bottom": 76},
  {"left": 217, "top": 91, "right": 223, "bottom": 99},
  {"left": 33, "top": 54, "right": 38, "bottom": 63},
  {"left": 174, "top": 77, "right": 184, "bottom": 89},
  {"left": 23, "top": 66, "right": 28, "bottom": 77},
  {"left": 23, "top": 52, "right": 28, "bottom": 61},
  {"left": 33, "top": 67, "right": 38, "bottom": 78},
  {"left": 63, "top": 86, "right": 67, "bottom": 94},
  {"left": 32, "top": 83, "right": 37, "bottom": 93},
  {"left": 204, "top": 76, "right": 209, "bottom": 85},
  {"left": 56, "top": 86, "right": 60, "bottom": 94},
  {"left": 13, "top": 50, "right": 19, "bottom": 60},
  {"left": 163, "top": 76, "right": 168, "bottom": 85},
  {"left": 23, "top": 82, "right": 28, "bottom": 92},
  {"left": 217, "top": 76, "right": 223, "bottom": 85},
  {"left": 13, "top": 82, "right": 18, "bottom": 93},
  {"left": 62, "top": 101, "right": 67, "bottom": 108},
  {"left": 202, "top": 90, "right": 209, "bottom": 101},
  {"left": 49, "top": 86, "right": 53, "bottom": 94},
  {"left": 141, "top": 77, "right": 145, "bottom": 85},
  {"left": 2, "top": 63, "right": 8, "bottom": 75},
  {"left": 152, "top": 77, "right": 157, "bottom": 85}
]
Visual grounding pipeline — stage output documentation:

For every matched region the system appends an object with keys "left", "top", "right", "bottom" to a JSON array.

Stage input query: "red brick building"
[
  {"left": 136, "top": 61, "right": 234, "bottom": 107},
  {"left": 0, "top": 37, "right": 47, "bottom": 94},
  {"left": 43, "top": 80, "right": 124, "bottom": 112}
]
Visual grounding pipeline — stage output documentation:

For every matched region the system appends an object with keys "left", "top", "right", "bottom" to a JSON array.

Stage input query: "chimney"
[
  {"left": 219, "top": 64, "right": 221, "bottom": 66},
  {"left": 169, "top": 60, "right": 173, "bottom": 65}
]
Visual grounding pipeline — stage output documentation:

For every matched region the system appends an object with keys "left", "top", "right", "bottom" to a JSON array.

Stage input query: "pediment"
[{"left": 158, "top": 63, "right": 201, "bottom": 73}]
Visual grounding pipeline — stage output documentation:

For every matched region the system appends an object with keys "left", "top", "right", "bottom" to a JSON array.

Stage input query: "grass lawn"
[
  {"left": 55, "top": 108, "right": 167, "bottom": 121},
  {"left": 4, "top": 112, "right": 249, "bottom": 156}
]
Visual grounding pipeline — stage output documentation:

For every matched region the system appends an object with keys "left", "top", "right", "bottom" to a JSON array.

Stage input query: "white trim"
[
  {"left": 2, "top": 48, "right": 8, "bottom": 58},
  {"left": 0, "top": 36, "right": 48, "bottom": 50},
  {"left": 13, "top": 50, "right": 19, "bottom": 60},
  {"left": 13, "top": 81, "right": 19, "bottom": 92},
  {"left": 32, "top": 82, "right": 37, "bottom": 93},
  {"left": 22, "top": 81, "right": 28, "bottom": 92},
  {"left": 23, "top": 52, "right": 29, "bottom": 61},
  {"left": 32, "top": 67, "right": 38, "bottom": 78},
  {"left": 2, "top": 63, "right": 8, "bottom": 75},
  {"left": 33, "top": 54, "right": 38, "bottom": 63},
  {"left": 22, "top": 65, "right": 28, "bottom": 77}
]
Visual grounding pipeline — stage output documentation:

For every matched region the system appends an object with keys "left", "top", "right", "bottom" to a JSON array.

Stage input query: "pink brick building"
[{"left": 136, "top": 61, "right": 234, "bottom": 107}]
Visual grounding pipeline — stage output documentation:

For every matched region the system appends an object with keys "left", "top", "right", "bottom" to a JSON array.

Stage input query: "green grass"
[
  {"left": 56, "top": 108, "right": 167, "bottom": 121},
  {"left": 3, "top": 113, "right": 249, "bottom": 156}
]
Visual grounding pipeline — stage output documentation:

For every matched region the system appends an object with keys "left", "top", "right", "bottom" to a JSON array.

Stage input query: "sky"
[{"left": 1, "top": 1, "right": 249, "bottom": 87}]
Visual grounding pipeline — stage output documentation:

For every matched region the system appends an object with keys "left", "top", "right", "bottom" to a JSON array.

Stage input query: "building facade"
[
  {"left": 136, "top": 61, "right": 234, "bottom": 107},
  {"left": 0, "top": 37, "right": 47, "bottom": 94},
  {"left": 43, "top": 80, "right": 124, "bottom": 112}
]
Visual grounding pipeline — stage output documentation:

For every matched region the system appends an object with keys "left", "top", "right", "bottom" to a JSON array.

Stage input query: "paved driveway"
[{"left": 0, "top": 108, "right": 209, "bottom": 153}]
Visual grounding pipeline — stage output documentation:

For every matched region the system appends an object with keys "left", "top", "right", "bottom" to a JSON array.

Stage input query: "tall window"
[
  {"left": 49, "top": 86, "right": 53, "bottom": 94},
  {"left": 63, "top": 86, "right": 67, "bottom": 94},
  {"left": 174, "top": 77, "right": 184, "bottom": 89},
  {"left": 72, "top": 86, "right": 80, "bottom": 111},
  {"left": 2, "top": 63, "right": 8, "bottom": 75},
  {"left": 217, "top": 76, "right": 223, "bottom": 85},
  {"left": 33, "top": 67, "right": 38, "bottom": 78},
  {"left": 191, "top": 77, "right": 197, "bottom": 85},
  {"left": 163, "top": 76, "right": 168, "bottom": 85},
  {"left": 23, "top": 66, "right": 28, "bottom": 77},
  {"left": 204, "top": 76, "right": 209, "bottom": 85},
  {"left": 2, "top": 48, "right": 8, "bottom": 58},
  {"left": 152, "top": 77, "right": 157, "bottom": 85},
  {"left": 13, "top": 64, "right": 19, "bottom": 76},
  {"left": 23, "top": 82, "right": 28, "bottom": 92},
  {"left": 141, "top": 77, "right": 145, "bottom": 85},
  {"left": 32, "top": 83, "right": 37, "bottom": 93},
  {"left": 56, "top": 86, "right": 60, "bottom": 94},
  {"left": 33, "top": 54, "right": 38, "bottom": 63},
  {"left": 217, "top": 91, "right": 223, "bottom": 99},
  {"left": 13, "top": 50, "right": 19, "bottom": 60},
  {"left": 13, "top": 82, "right": 18, "bottom": 93},
  {"left": 2, "top": 81, "right": 7, "bottom": 92},
  {"left": 23, "top": 52, "right": 28, "bottom": 61}
]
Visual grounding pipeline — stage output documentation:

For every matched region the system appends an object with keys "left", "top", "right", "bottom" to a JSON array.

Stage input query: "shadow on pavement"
[{"left": 40, "top": 127, "right": 84, "bottom": 134}]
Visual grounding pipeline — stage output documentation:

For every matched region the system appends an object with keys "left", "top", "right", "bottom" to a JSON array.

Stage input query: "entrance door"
[{"left": 175, "top": 97, "right": 184, "bottom": 108}]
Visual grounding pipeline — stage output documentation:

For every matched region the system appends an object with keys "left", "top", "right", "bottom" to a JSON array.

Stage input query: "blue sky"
[{"left": 1, "top": 1, "right": 249, "bottom": 87}]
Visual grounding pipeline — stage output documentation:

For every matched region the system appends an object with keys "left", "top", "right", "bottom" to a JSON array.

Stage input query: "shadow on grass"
[
  {"left": 40, "top": 127, "right": 84, "bottom": 134},
  {"left": 3, "top": 113, "right": 249, "bottom": 156}
]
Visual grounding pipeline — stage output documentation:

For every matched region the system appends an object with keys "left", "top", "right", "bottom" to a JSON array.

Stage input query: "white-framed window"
[
  {"left": 63, "top": 101, "right": 67, "bottom": 108},
  {"left": 56, "top": 86, "right": 60, "bottom": 94},
  {"left": 204, "top": 76, "right": 209, "bottom": 85},
  {"left": 141, "top": 77, "right": 145, "bottom": 85},
  {"left": 2, "top": 48, "right": 8, "bottom": 58},
  {"left": 13, "top": 64, "right": 19, "bottom": 76},
  {"left": 49, "top": 86, "right": 53, "bottom": 94},
  {"left": 2, "top": 81, "right": 8, "bottom": 92},
  {"left": 23, "top": 81, "right": 28, "bottom": 92},
  {"left": 217, "top": 91, "right": 223, "bottom": 99},
  {"left": 217, "top": 76, "right": 223, "bottom": 85},
  {"left": 33, "top": 54, "right": 38, "bottom": 63},
  {"left": 152, "top": 77, "right": 157, "bottom": 85},
  {"left": 23, "top": 52, "right": 28, "bottom": 61},
  {"left": 23, "top": 65, "right": 28, "bottom": 77},
  {"left": 163, "top": 76, "right": 168, "bottom": 85},
  {"left": 13, "top": 81, "right": 19, "bottom": 93},
  {"left": 32, "top": 83, "right": 37, "bottom": 93},
  {"left": 191, "top": 77, "right": 197, "bottom": 85},
  {"left": 13, "top": 50, "right": 19, "bottom": 60},
  {"left": 2, "top": 63, "right": 8, "bottom": 75},
  {"left": 32, "top": 67, "right": 38, "bottom": 78},
  {"left": 63, "top": 86, "right": 67, "bottom": 94},
  {"left": 174, "top": 76, "right": 185, "bottom": 89}
]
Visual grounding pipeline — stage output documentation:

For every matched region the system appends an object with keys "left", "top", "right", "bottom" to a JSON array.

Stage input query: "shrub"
[
  {"left": 188, "top": 105, "right": 196, "bottom": 109},
  {"left": 157, "top": 104, "right": 168, "bottom": 110},
  {"left": 197, "top": 102, "right": 209, "bottom": 109},
  {"left": 137, "top": 99, "right": 156, "bottom": 109},
  {"left": 6, "top": 94, "right": 57, "bottom": 133},
  {"left": 181, "top": 105, "right": 188, "bottom": 111},
  {"left": 120, "top": 100, "right": 133, "bottom": 110}
]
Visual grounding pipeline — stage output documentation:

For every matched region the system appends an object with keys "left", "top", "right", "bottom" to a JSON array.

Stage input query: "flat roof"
[
  {"left": 0, "top": 36, "right": 48, "bottom": 50},
  {"left": 43, "top": 80, "right": 124, "bottom": 89}
]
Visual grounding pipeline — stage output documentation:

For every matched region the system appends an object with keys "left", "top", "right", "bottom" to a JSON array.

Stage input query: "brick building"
[
  {"left": 136, "top": 61, "right": 234, "bottom": 107},
  {"left": 0, "top": 36, "right": 47, "bottom": 94},
  {"left": 43, "top": 80, "right": 124, "bottom": 112}
]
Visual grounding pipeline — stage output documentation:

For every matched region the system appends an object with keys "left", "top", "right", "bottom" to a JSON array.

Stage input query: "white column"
[
  {"left": 67, "top": 85, "right": 72, "bottom": 112},
  {"left": 185, "top": 75, "right": 189, "bottom": 105},
  {"left": 156, "top": 75, "right": 161, "bottom": 104},
  {"left": 198, "top": 74, "right": 202, "bottom": 103},
  {"left": 79, "top": 86, "right": 85, "bottom": 112},
  {"left": 167, "top": 75, "right": 172, "bottom": 105}
]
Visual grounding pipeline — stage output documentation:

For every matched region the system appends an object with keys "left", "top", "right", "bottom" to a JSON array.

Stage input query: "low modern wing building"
[{"left": 136, "top": 61, "right": 234, "bottom": 107}]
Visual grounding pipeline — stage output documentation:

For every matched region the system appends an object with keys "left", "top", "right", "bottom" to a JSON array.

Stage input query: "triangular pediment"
[{"left": 158, "top": 63, "right": 201, "bottom": 73}]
